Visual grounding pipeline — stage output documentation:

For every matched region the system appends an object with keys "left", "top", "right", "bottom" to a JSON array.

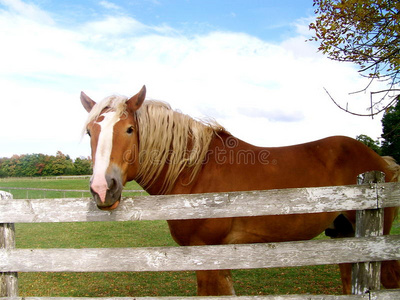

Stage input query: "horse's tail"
[
  {"left": 382, "top": 156, "right": 400, "bottom": 219},
  {"left": 382, "top": 156, "right": 400, "bottom": 182}
]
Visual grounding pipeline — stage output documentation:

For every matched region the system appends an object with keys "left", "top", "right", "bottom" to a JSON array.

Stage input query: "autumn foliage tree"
[
  {"left": 0, "top": 152, "right": 92, "bottom": 177},
  {"left": 310, "top": 0, "right": 400, "bottom": 116}
]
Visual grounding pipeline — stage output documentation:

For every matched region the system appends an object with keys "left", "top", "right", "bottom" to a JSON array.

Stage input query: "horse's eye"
[
  {"left": 127, "top": 126, "right": 134, "bottom": 134},
  {"left": 86, "top": 129, "right": 91, "bottom": 137}
]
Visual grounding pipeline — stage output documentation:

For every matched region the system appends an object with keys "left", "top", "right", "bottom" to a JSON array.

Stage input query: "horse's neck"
[
  {"left": 137, "top": 168, "right": 168, "bottom": 195},
  {"left": 136, "top": 136, "right": 207, "bottom": 195},
  {"left": 183, "top": 133, "right": 277, "bottom": 193}
]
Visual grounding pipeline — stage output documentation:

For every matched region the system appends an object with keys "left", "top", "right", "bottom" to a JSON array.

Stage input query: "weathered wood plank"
[
  {"left": 369, "top": 288, "right": 400, "bottom": 300},
  {"left": 0, "top": 183, "right": 399, "bottom": 223},
  {"left": 376, "top": 182, "right": 400, "bottom": 207},
  {"left": 0, "top": 225, "right": 18, "bottom": 297},
  {"left": 352, "top": 172, "right": 385, "bottom": 295},
  {"left": 0, "top": 191, "right": 17, "bottom": 297},
  {"left": 0, "top": 293, "right": 374, "bottom": 300},
  {"left": 2, "top": 290, "right": 398, "bottom": 300},
  {"left": 0, "top": 236, "right": 398, "bottom": 273},
  {"left": 0, "top": 290, "right": 396, "bottom": 300}
]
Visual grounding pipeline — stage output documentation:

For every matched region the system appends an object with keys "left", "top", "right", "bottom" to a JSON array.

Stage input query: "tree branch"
[
  {"left": 324, "top": 87, "right": 399, "bottom": 117},
  {"left": 358, "top": 48, "right": 400, "bottom": 73}
]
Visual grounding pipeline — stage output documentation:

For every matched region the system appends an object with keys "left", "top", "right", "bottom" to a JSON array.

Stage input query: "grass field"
[
  {"left": 0, "top": 177, "right": 144, "bottom": 199},
  {"left": 1, "top": 177, "right": 398, "bottom": 297}
]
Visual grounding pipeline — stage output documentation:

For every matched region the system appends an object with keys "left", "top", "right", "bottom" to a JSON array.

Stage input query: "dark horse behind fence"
[{"left": 81, "top": 85, "right": 400, "bottom": 296}]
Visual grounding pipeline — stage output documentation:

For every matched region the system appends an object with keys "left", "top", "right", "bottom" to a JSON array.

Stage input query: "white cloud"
[
  {"left": 0, "top": 0, "right": 54, "bottom": 24},
  {"left": 83, "top": 16, "right": 148, "bottom": 36},
  {"left": 292, "top": 16, "right": 315, "bottom": 36},
  {"left": 99, "top": 1, "right": 121, "bottom": 11},
  {"left": 0, "top": 2, "right": 386, "bottom": 158}
]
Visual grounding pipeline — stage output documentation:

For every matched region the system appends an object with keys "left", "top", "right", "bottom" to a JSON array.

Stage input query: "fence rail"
[
  {"left": 1, "top": 235, "right": 398, "bottom": 273},
  {"left": 1, "top": 291, "right": 399, "bottom": 300},
  {"left": 0, "top": 173, "right": 399, "bottom": 299},
  {"left": 1, "top": 291, "right": 400, "bottom": 300},
  {"left": 0, "top": 182, "right": 399, "bottom": 223}
]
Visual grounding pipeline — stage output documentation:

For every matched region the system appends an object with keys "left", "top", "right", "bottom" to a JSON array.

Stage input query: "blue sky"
[
  {"left": 49, "top": 0, "right": 313, "bottom": 41},
  {"left": 0, "top": 0, "right": 386, "bottom": 159}
]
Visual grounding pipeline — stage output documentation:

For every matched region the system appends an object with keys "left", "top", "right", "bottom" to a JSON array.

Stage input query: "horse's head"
[{"left": 80, "top": 86, "right": 146, "bottom": 210}]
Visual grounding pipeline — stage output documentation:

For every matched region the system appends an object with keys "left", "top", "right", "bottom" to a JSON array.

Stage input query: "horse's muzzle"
[{"left": 90, "top": 173, "right": 123, "bottom": 210}]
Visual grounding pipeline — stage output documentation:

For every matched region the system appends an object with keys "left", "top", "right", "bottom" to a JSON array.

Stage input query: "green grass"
[
  {"left": 2, "top": 177, "right": 398, "bottom": 297},
  {"left": 0, "top": 177, "right": 144, "bottom": 199},
  {"left": 16, "top": 221, "right": 343, "bottom": 297}
]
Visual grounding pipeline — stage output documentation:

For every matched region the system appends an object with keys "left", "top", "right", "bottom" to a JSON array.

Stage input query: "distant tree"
[
  {"left": 0, "top": 156, "right": 15, "bottom": 177},
  {"left": 0, "top": 158, "right": 7, "bottom": 178},
  {"left": 310, "top": 0, "right": 400, "bottom": 116},
  {"left": 7, "top": 155, "right": 21, "bottom": 177},
  {"left": 47, "top": 151, "right": 75, "bottom": 176},
  {"left": 34, "top": 154, "right": 49, "bottom": 176},
  {"left": 19, "top": 154, "right": 38, "bottom": 177},
  {"left": 381, "top": 96, "right": 400, "bottom": 162},
  {"left": 0, "top": 152, "right": 92, "bottom": 177},
  {"left": 356, "top": 134, "right": 381, "bottom": 154},
  {"left": 74, "top": 157, "right": 92, "bottom": 175}
]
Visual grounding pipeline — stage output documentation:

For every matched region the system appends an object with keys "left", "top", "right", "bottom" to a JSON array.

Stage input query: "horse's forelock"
[{"left": 82, "top": 95, "right": 128, "bottom": 136}]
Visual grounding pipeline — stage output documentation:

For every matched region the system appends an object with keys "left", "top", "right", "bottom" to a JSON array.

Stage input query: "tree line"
[{"left": 0, "top": 151, "right": 92, "bottom": 178}]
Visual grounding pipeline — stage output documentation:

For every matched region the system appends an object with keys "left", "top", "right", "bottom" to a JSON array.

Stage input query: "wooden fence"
[{"left": 0, "top": 171, "right": 399, "bottom": 299}]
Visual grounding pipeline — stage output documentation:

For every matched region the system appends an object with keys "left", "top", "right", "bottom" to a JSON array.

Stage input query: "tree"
[
  {"left": 381, "top": 96, "right": 400, "bottom": 162},
  {"left": 0, "top": 153, "right": 92, "bottom": 177},
  {"left": 356, "top": 134, "right": 381, "bottom": 154},
  {"left": 310, "top": 0, "right": 400, "bottom": 116},
  {"left": 47, "top": 151, "right": 75, "bottom": 176},
  {"left": 74, "top": 157, "right": 92, "bottom": 175}
]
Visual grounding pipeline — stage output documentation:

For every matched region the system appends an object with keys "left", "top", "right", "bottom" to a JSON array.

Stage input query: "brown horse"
[{"left": 81, "top": 85, "right": 400, "bottom": 296}]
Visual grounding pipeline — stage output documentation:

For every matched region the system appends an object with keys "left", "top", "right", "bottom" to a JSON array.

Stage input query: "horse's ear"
[
  {"left": 127, "top": 85, "right": 146, "bottom": 112},
  {"left": 81, "top": 92, "right": 96, "bottom": 113}
]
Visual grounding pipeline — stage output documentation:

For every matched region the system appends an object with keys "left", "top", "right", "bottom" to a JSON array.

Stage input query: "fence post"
[
  {"left": 0, "top": 191, "right": 18, "bottom": 297},
  {"left": 351, "top": 171, "right": 385, "bottom": 295}
]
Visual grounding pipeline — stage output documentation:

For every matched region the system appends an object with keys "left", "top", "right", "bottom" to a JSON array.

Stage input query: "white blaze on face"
[{"left": 91, "top": 111, "right": 120, "bottom": 203}]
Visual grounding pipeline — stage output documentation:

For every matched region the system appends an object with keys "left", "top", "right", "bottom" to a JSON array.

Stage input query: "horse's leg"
[
  {"left": 196, "top": 270, "right": 235, "bottom": 296},
  {"left": 338, "top": 263, "right": 352, "bottom": 294},
  {"left": 167, "top": 219, "right": 236, "bottom": 296},
  {"left": 333, "top": 208, "right": 400, "bottom": 293},
  {"left": 325, "top": 213, "right": 355, "bottom": 294}
]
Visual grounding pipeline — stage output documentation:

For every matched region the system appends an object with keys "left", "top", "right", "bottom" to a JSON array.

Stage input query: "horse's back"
[{"left": 266, "top": 135, "right": 393, "bottom": 188}]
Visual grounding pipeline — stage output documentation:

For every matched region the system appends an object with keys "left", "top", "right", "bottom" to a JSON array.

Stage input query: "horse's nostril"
[
  {"left": 108, "top": 178, "right": 114, "bottom": 188},
  {"left": 107, "top": 177, "right": 119, "bottom": 193}
]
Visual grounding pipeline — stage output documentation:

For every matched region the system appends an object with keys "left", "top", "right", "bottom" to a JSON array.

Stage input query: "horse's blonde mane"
[
  {"left": 84, "top": 96, "right": 227, "bottom": 194},
  {"left": 136, "top": 100, "right": 227, "bottom": 194}
]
